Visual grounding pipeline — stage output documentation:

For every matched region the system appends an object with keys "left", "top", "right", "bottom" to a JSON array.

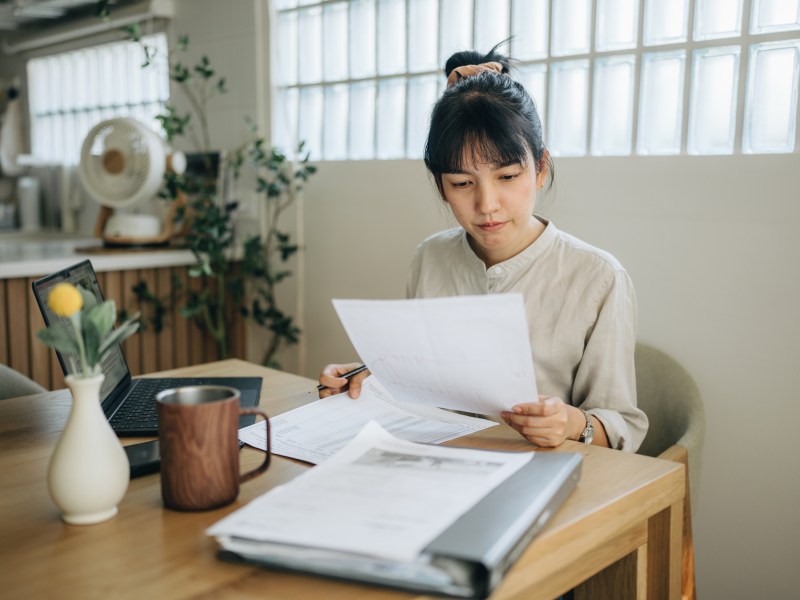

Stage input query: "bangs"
[{"left": 425, "top": 90, "right": 532, "bottom": 174}]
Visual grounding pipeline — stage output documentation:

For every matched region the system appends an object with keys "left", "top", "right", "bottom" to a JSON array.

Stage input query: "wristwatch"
[{"left": 577, "top": 408, "right": 594, "bottom": 445}]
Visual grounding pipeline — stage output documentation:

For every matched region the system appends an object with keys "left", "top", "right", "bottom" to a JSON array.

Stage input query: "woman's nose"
[{"left": 475, "top": 183, "right": 501, "bottom": 214}]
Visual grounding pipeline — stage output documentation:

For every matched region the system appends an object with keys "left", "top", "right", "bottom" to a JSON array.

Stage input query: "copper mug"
[{"left": 156, "top": 385, "right": 271, "bottom": 511}]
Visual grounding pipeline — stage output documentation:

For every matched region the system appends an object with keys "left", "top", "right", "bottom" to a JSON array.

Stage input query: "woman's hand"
[
  {"left": 318, "top": 362, "right": 371, "bottom": 399},
  {"left": 501, "top": 396, "right": 576, "bottom": 448}
]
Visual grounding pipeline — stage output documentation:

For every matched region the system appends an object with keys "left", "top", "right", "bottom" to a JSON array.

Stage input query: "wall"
[{"left": 300, "top": 154, "right": 800, "bottom": 599}]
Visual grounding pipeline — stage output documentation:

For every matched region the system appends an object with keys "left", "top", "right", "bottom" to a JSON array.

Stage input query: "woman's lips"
[{"left": 478, "top": 221, "right": 505, "bottom": 232}]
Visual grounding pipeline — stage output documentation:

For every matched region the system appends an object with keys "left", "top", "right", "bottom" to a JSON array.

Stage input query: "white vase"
[{"left": 47, "top": 374, "right": 130, "bottom": 525}]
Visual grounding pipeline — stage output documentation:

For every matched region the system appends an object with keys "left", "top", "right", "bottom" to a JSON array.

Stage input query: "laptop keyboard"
[{"left": 109, "top": 379, "right": 179, "bottom": 431}]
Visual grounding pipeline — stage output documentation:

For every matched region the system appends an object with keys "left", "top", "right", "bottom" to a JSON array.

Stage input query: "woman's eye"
[
  {"left": 500, "top": 172, "right": 520, "bottom": 181},
  {"left": 451, "top": 180, "right": 471, "bottom": 188}
]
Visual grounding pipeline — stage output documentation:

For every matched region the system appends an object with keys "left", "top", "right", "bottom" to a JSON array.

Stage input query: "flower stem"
[{"left": 70, "top": 313, "right": 90, "bottom": 377}]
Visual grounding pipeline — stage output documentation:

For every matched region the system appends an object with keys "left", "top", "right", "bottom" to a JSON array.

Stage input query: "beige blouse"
[{"left": 406, "top": 219, "right": 648, "bottom": 452}]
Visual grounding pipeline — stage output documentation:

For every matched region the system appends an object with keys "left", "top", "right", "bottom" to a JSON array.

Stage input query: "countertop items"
[{"left": 0, "top": 232, "right": 196, "bottom": 279}]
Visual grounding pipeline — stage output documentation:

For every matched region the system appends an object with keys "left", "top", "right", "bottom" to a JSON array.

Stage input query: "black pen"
[{"left": 315, "top": 364, "right": 369, "bottom": 392}]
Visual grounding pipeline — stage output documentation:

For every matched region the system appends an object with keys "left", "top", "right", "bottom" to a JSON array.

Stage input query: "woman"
[{"left": 320, "top": 46, "right": 648, "bottom": 452}]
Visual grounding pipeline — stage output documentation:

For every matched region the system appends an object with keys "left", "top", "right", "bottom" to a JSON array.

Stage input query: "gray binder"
[{"left": 218, "top": 451, "right": 582, "bottom": 599}]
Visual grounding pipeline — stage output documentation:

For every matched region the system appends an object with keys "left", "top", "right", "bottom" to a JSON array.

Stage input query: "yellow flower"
[{"left": 48, "top": 283, "right": 83, "bottom": 317}]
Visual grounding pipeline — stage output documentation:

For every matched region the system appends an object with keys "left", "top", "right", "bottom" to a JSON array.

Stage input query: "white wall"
[{"left": 300, "top": 155, "right": 800, "bottom": 599}]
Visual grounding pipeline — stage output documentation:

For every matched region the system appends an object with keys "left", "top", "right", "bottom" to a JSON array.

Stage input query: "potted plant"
[
  {"left": 125, "top": 26, "right": 316, "bottom": 368},
  {"left": 37, "top": 283, "right": 140, "bottom": 524}
]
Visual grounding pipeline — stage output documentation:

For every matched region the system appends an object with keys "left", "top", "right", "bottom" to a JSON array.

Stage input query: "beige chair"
[
  {"left": 635, "top": 342, "right": 705, "bottom": 600},
  {"left": 0, "top": 364, "right": 46, "bottom": 400}
]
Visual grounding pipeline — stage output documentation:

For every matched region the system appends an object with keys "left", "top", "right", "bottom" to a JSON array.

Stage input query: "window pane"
[
  {"left": 298, "top": 7, "right": 322, "bottom": 84},
  {"left": 552, "top": 0, "right": 591, "bottom": 57},
  {"left": 407, "top": 75, "right": 438, "bottom": 159},
  {"left": 596, "top": 0, "right": 639, "bottom": 51},
  {"left": 409, "top": 0, "right": 438, "bottom": 72},
  {"left": 349, "top": 0, "right": 376, "bottom": 78},
  {"left": 349, "top": 80, "right": 376, "bottom": 159},
  {"left": 694, "top": 0, "right": 744, "bottom": 41},
  {"left": 439, "top": 0, "right": 473, "bottom": 66},
  {"left": 688, "top": 46, "right": 740, "bottom": 155},
  {"left": 378, "top": 0, "right": 406, "bottom": 75},
  {"left": 643, "top": 0, "right": 688, "bottom": 46},
  {"left": 548, "top": 60, "right": 589, "bottom": 156},
  {"left": 323, "top": 84, "right": 349, "bottom": 160},
  {"left": 273, "top": 87, "right": 299, "bottom": 152},
  {"left": 323, "top": 2, "right": 349, "bottom": 81},
  {"left": 475, "top": 0, "right": 510, "bottom": 52},
  {"left": 638, "top": 51, "right": 686, "bottom": 154},
  {"left": 743, "top": 41, "right": 800, "bottom": 153},
  {"left": 377, "top": 78, "right": 407, "bottom": 159},
  {"left": 592, "top": 55, "right": 636, "bottom": 155},
  {"left": 298, "top": 86, "right": 323, "bottom": 159},
  {"left": 750, "top": 0, "right": 800, "bottom": 34},
  {"left": 511, "top": 0, "right": 548, "bottom": 60},
  {"left": 277, "top": 11, "right": 298, "bottom": 85},
  {"left": 517, "top": 64, "right": 548, "bottom": 126},
  {"left": 275, "top": 0, "right": 297, "bottom": 8}
]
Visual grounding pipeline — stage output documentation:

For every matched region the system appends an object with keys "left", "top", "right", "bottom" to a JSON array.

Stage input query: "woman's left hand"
[{"left": 501, "top": 396, "right": 571, "bottom": 447}]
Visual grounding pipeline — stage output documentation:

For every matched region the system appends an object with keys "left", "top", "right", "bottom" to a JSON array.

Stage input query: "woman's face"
[{"left": 440, "top": 150, "right": 548, "bottom": 267}]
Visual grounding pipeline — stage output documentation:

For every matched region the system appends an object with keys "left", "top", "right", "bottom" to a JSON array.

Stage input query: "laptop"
[{"left": 32, "top": 259, "right": 262, "bottom": 437}]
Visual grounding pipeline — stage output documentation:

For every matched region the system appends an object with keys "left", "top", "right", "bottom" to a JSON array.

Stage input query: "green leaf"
[
  {"left": 85, "top": 300, "right": 116, "bottom": 338},
  {"left": 77, "top": 285, "right": 98, "bottom": 309},
  {"left": 97, "top": 317, "right": 140, "bottom": 359},
  {"left": 83, "top": 317, "right": 101, "bottom": 367},
  {"left": 37, "top": 325, "right": 80, "bottom": 357},
  {"left": 178, "top": 35, "right": 189, "bottom": 51}
]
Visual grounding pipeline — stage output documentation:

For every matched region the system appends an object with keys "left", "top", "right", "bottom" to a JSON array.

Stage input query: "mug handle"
[{"left": 238, "top": 408, "right": 271, "bottom": 483}]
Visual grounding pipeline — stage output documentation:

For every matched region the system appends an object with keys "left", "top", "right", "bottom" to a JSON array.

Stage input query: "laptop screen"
[{"left": 34, "top": 260, "right": 130, "bottom": 401}]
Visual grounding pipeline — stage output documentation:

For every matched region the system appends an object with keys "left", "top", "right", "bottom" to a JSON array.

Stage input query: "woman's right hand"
[{"left": 318, "top": 362, "right": 371, "bottom": 399}]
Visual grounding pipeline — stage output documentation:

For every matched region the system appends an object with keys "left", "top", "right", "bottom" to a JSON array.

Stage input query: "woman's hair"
[{"left": 424, "top": 43, "right": 554, "bottom": 191}]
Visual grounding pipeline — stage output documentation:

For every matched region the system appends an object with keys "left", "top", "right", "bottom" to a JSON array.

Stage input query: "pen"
[{"left": 315, "top": 364, "right": 369, "bottom": 392}]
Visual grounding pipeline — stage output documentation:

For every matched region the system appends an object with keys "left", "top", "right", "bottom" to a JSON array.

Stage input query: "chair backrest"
[
  {"left": 634, "top": 343, "right": 705, "bottom": 513},
  {"left": 0, "top": 364, "right": 47, "bottom": 400}
]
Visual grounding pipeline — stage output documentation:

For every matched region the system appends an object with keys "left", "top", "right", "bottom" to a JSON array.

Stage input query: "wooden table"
[{"left": 0, "top": 359, "right": 684, "bottom": 600}]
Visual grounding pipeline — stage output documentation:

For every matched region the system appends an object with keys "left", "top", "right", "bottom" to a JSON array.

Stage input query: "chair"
[
  {"left": 635, "top": 343, "right": 705, "bottom": 600},
  {"left": 0, "top": 364, "right": 46, "bottom": 400}
]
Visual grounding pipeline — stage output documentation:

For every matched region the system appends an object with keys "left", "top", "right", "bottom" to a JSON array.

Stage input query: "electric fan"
[{"left": 78, "top": 117, "right": 187, "bottom": 247}]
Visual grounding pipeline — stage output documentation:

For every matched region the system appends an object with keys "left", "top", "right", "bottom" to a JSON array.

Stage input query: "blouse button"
[{"left": 489, "top": 266, "right": 505, "bottom": 277}]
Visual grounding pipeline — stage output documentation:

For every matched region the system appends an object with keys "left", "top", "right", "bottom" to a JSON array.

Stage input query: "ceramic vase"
[{"left": 47, "top": 374, "right": 130, "bottom": 525}]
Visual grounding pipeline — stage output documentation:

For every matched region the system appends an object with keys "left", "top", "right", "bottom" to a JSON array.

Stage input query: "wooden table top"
[{"left": 0, "top": 359, "right": 684, "bottom": 600}]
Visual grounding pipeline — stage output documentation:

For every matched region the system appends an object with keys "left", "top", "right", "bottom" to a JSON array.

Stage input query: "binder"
[{"left": 217, "top": 451, "right": 582, "bottom": 599}]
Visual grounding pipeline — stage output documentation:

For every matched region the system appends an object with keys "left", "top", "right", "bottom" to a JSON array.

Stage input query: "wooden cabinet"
[{"left": 0, "top": 265, "right": 246, "bottom": 391}]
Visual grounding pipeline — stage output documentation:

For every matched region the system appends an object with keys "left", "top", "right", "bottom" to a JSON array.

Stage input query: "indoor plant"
[
  {"left": 37, "top": 283, "right": 140, "bottom": 524},
  {"left": 125, "top": 26, "right": 315, "bottom": 368}
]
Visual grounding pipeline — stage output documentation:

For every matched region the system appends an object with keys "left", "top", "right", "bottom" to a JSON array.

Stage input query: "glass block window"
[
  {"left": 273, "top": 1, "right": 800, "bottom": 159},
  {"left": 27, "top": 33, "right": 169, "bottom": 166}
]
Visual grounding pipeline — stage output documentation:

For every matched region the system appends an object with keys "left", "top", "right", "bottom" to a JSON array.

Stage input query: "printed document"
[
  {"left": 238, "top": 376, "right": 497, "bottom": 464},
  {"left": 210, "top": 421, "right": 533, "bottom": 563},
  {"left": 332, "top": 294, "right": 538, "bottom": 415}
]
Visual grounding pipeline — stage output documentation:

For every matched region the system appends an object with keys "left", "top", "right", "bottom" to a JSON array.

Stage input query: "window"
[
  {"left": 273, "top": 0, "right": 800, "bottom": 159},
  {"left": 27, "top": 33, "right": 170, "bottom": 166}
]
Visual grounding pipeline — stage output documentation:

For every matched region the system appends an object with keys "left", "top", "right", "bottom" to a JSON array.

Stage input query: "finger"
[
  {"left": 319, "top": 362, "right": 362, "bottom": 389},
  {"left": 347, "top": 371, "right": 370, "bottom": 399},
  {"left": 318, "top": 386, "right": 346, "bottom": 399}
]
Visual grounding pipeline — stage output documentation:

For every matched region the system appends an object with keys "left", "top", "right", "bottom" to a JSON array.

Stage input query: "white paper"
[
  {"left": 211, "top": 421, "right": 533, "bottom": 563},
  {"left": 332, "top": 295, "right": 538, "bottom": 415},
  {"left": 238, "top": 376, "right": 497, "bottom": 464}
]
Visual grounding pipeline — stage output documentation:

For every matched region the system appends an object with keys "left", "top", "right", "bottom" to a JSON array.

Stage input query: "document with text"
[
  {"left": 238, "top": 376, "right": 497, "bottom": 464},
  {"left": 212, "top": 421, "right": 533, "bottom": 563},
  {"left": 332, "top": 294, "right": 538, "bottom": 416}
]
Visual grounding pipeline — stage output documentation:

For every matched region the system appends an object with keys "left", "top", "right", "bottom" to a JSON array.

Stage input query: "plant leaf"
[
  {"left": 85, "top": 300, "right": 116, "bottom": 338},
  {"left": 78, "top": 285, "right": 97, "bottom": 309},
  {"left": 37, "top": 325, "right": 80, "bottom": 357},
  {"left": 83, "top": 316, "right": 101, "bottom": 367},
  {"left": 97, "top": 317, "right": 140, "bottom": 359}
]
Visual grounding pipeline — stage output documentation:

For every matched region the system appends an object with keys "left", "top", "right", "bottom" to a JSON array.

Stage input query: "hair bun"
[{"left": 443, "top": 44, "right": 511, "bottom": 78}]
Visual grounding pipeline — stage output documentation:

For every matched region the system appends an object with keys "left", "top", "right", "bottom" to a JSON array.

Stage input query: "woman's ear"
[{"left": 536, "top": 150, "right": 550, "bottom": 190}]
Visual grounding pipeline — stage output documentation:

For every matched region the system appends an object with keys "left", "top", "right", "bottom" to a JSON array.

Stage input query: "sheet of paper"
[
  {"left": 238, "top": 376, "right": 497, "bottom": 464},
  {"left": 211, "top": 421, "right": 533, "bottom": 563},
  {"left": 332, "top": 294, "right": 538, "bottom": 415}
]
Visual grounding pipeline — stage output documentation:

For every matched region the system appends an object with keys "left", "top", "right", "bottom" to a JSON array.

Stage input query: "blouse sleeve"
[{"left": 572, "top": 269, "right": 648, "bottom": 452}]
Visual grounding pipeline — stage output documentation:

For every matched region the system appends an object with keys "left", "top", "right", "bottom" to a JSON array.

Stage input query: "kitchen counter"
[{"left": 0, "top": 231, "right": 197, "bottom": 279}]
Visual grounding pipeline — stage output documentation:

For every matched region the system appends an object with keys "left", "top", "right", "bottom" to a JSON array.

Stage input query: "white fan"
[{"left": 78, "top": 117, "right": 186, "bottom": 246}]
